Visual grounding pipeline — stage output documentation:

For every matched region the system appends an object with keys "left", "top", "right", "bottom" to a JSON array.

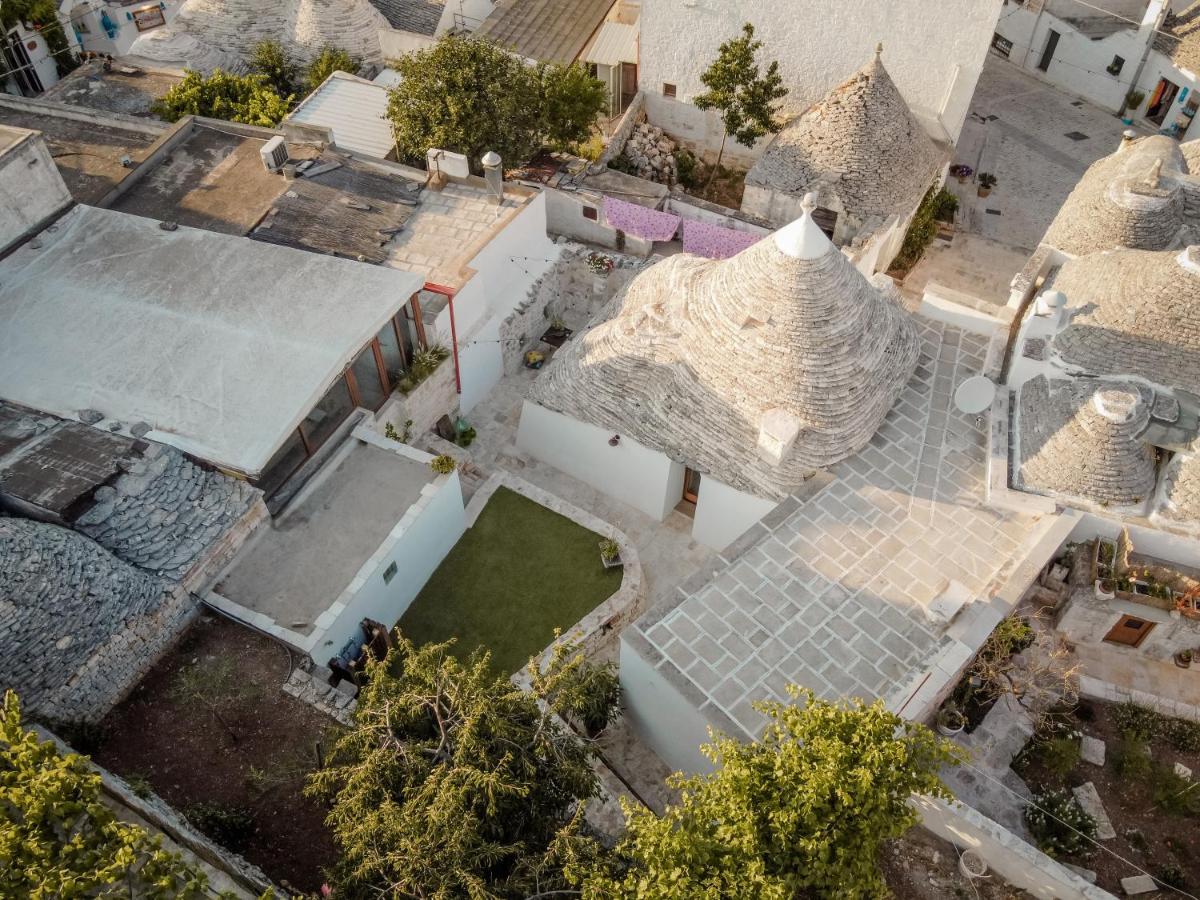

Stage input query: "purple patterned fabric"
[
  {"left": 680, "top": 219, "right": 763, "bottom": 259},
  {"left": 602, "top": 197, "right": 681, "bottom": 242}
]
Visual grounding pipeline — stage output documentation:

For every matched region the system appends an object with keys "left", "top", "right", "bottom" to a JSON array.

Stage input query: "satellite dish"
[{"left": 954, "top": 375, "right": 996, "bottom": 415}]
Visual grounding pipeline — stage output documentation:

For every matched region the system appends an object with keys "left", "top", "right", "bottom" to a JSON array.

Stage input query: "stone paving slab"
[
  {"left": 1120, "top": 874, "right": 1158, "bottom": 895},
  {"left": 1081, "top": 735, "right": 1106, "bottom": 766},
  {"left": 1072, "top": 781, "right": 1117, "bottom": 841},
  {"left": 634, "top": 317, "right": 1051, "bottom": 738}
]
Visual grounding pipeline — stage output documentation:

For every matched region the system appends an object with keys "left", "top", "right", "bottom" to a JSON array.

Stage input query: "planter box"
[{"left": 601, "top": 553, "right": 623, "bottom": 569}]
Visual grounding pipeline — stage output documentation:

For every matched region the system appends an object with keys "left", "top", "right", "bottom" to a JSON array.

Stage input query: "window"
[
  {"left": 348, "top": 342, "right": 389, "bottom": 411},
  {"left": 1107, "top": 55, "right": 1125, "bottom": 77},
  {"left": 300, "top": 376, "right": 354, "bottom": 453},
  {"left": 382, "top": 561, "right": 398, "bottom": 584},
  {"left": 662, "top": 82, "right": 676, "bottom": 98},
  {"left": 582, "top": 205, "right": 598, "bottom": 221},
  {"left": 991, "top": 33, "right": 1013, "bottom": 58},
  {"left": 377, "top": 316, "right": 409, "bottom": 380}
]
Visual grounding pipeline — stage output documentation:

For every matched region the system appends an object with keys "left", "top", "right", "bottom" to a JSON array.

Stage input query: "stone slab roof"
[
  {"left": 1050, "top": 247, "right": 1200, "bottom": 394},
  {"left": 1156, "top": 2, "right": 1200, "bottom": 75},
  {"left": 528, "top": 205, "right": 921, "bottom": 498},
  {"left": 745, "top": 51, "right": 944, "bottom": 228},
  {"left": 0, "top": 517, "right": 173, "bottom": 720},
  {"left": 1042, "top": 135, "right": 1191, "bottom": 256},
  {"left": 129, "top": 0, "right": 390, "bottom": 71},
  {"left": 39, "top": 60, "right": 183, "bottom": 119},
  {"left": 475, "top": 0, "right": 614, "bottom": 64},
  {"left": 628, "top": 317, "right": 1049, "bottom": 739},
  {"left": 369, "top": 0, "right": 444, "bottom": 34},
  {"left": 1155, "top": 451, "right": 1200, "bottom": 530},
  {"left": 1016, "top": 376, "right": 1158, "bottom": 509}
]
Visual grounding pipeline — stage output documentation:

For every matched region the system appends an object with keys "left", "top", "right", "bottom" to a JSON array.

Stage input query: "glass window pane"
[
  {"left": 301, "top": 375, "right": 354, "bottom": 451},
  {"left": 378, "top": 320, "right": 406, "bottom": 381},
  {"left": 350, "top": 344, "right": 388, "bottom": 411},
  {"left": 257, "top": 428, "right": 307, "bottom": 498}
]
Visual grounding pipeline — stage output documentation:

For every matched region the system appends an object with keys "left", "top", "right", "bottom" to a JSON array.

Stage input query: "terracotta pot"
[{"left": 977, "top": 187, "right": 992, "bottom": 198}]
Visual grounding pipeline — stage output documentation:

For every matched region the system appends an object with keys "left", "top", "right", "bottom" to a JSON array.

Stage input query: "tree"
[
  {"left": 305, "top": 46, "right": 360, "bottom": 95},
  {"left": 152, "top": 69, "right": 292, "bottom": 128},
  {"left": 576, "top": 688, "right": 964, "bottom": 899},
  {"left": 0, "top": 690, "right": 217, "bottom": 899},
  {"left": 538, "top": 61, "right": 610, "bottom": 152},
  {"left": 306, "top": 634, "right": 607, "bottom": 898},
  {"left": 249, "top": 39, "right": 299, "bottom": 98},
  {"left": 386, "top": 35, "right": 607, "bottom": 171},
  {"left": 693, "top": 23, "right": 788, "bottom": 183}
]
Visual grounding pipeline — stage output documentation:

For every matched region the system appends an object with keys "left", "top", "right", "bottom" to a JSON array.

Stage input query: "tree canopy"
[
  {"left": 386, "top": 35, "right": 608, "bottom": 170},
  {"left": 306, "top": 634, "right": 612, "bottom": 899},
  {"left": 0, "top": 691, "right": 218, "bottom": 899},
  {"left": 152, "top": 69, "right": 292, "bottom": 127},
  {"left": 694, "top": 23, "right": 788, "bottom": 173},
  {"left": 305, "top": 46, "right": 361, "bottom": 95},
  {"left": 249, "top": 39, "right": 299, "bottom": 98},
  {"left": 576, "top": 688, "right": 963, "bottom": 899}
]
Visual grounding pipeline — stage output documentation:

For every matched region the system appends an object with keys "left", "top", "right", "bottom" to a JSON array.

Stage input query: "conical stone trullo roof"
[
  {"left": 528, "top": 198, "right": 922, "bottom": 498},
  {"left": 744, "top": 48, "right": 943, "bottom": 227}
]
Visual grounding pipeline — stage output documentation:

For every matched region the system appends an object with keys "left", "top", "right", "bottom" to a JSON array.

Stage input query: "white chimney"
[
  {"left": 481, "top": 150, "right": 503, "bottom": 204},
  {"left": 757, "top": 408, "right": 802, "bottom": 465}
]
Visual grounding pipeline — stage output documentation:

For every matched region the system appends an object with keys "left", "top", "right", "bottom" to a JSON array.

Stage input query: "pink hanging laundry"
[
  {"left": 602, "top": 196, "right": 682, "bottom": 242},
  {"left": 680, "top": 219, "right": 763, "bottom": 259}
]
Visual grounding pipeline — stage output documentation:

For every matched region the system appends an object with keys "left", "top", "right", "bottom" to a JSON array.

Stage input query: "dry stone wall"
[{"left": 619, "top": 123, "right": 681, "bottom": 185}]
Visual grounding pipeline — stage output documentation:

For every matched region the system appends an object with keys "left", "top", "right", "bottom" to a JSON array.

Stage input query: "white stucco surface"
[
  {"left": 517, "top": 400, "right": 685, "bottom": 522},
  {"left": 638, "top": 0, "right": 1003, "bottom": 151},
  {"left": 0, "top": 205, "right": 424, "bottom": 475},
  {"left": 0, "top": 127, "right": 71, "bottom": 253},
  {"left": 691, "top": 475, "right": 778, "bottom": 551}
]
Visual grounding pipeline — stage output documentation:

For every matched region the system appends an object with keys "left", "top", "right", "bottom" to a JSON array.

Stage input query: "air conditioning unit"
[{"left": 260, "top": 135, "right": 289, "bottom": 172}]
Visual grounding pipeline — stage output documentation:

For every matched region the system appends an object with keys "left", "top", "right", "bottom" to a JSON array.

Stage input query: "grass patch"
[{"left": 397, "top": 487, "right": 622, "bottom": 676}]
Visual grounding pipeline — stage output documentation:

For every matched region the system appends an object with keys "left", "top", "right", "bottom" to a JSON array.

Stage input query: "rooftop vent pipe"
[{"left": 482, "top": 150, "right": 503, "bottom": 205}]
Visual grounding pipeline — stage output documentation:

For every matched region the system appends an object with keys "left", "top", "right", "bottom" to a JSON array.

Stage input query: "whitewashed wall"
[
  {"left": 0, "top": 131, "right": 71, "bottom": 253},
  {"left": 377, "top": 28, "right": 437, "bottom": 61},
  {"left": 638, "top": 0, "right": 1003, "bottom": 153},
  {"left": 516, "top": 401, "right": 685, "bottom": 521},
  {"left": 993, "top": 2, "right": 1155, "bottom": 112},
  {"left": 468, "top": 191, "right": 560, "bottom": 321},
  {"left": 456, "top": 315, "right": 502, "bottom": 413},
  {"left": 315, "top": 460, "right": 466, "bottom": 660},
  {"left": 1133, "top": 50, "right": 1200, "bottom": 130},
  {"left": 619, "top": 633, "right": 721, "bottom": 774},
  {"left": 692, "top": 475, "right": 777, "bottom": 551}
]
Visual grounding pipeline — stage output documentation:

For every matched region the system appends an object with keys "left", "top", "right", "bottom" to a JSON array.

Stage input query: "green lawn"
[{"left": 397, "top": 486, "right": 623, "bottom": 676}]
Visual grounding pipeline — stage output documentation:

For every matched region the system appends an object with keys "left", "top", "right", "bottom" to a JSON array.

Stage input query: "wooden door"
[
  {"left": 1103, "top": 615, "right": 1155, "bottom": 648},
  {"left": 682, "top": 468, "right": 701, "bottom": 504},
  {"left": 620, "top": 62, "right": 638, "bottom": 113}
]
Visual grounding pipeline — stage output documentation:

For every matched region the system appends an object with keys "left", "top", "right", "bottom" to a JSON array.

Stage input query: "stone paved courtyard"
[
  {"left": 902, "top": 53, "right": 1150, "bottom": 306},
  {"left": 630, "top": 315, "right": 1063, "bottom": 739}
]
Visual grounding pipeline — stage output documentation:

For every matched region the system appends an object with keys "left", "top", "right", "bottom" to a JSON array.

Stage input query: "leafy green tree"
[
  {"left": 693, "top": 23, "right": 788, "bottom": 182},
  {"left": 0, "top": 690, "right": 217, "bottom": 899},
  {"left": 577, "top": 688, "right": 964, "bottom": 899},
  {"left": 306, "top": 46, "right": 360, "bottom": 95},
  {"left": 386, "top": 35, "right": 607, "bottom": 170},
  {"left": 306, "top": 634, "right": 606, "bottom": 898},
  {"left": 152, "top": 69, "right": 292, "bottom": 127},
  {"left": 538, "top": 61, "right": 609, "bottom": 152},
  {"left": 249, "top": 39, "right": 299, "bottom": 98}
]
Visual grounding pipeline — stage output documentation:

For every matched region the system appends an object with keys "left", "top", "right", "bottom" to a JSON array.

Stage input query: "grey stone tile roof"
[
  {"left": 1015, "top": 375, "right": 1157, "bottom": 508},
  {"left": 1155, "top": 451, "right": 1200, "bottom": 528},
  {"left": 744, "top": 52, "right": 944, "bottom": 227},
  {"left": 1156, "top": 2, "right": 1200, "bottom": 75},
  {"left": 1042, "top": 136, "right": 1190, "bottom": 256},
  {"left": 527, "top": 210, "right": 921, "bottom": 498},
  {"left": 1050, "top": 247, "right": 1200, "bottom": 394},
  {"left": 630, "top": 318, "right": 1046, "bottom": 738},
  {"left": 474, "top": 0, "right": 614, "bottom": 64},
  {"left": 0, "top": 517, "right": 171, "bottom": 718},
  {"left": 369, "top": 0, "right": 444, "bottom": 34}
]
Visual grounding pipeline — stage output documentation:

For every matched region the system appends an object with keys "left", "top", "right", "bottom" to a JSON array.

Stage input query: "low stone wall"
[
  {"left": 595, "top": 91, "right": 646, "bottom": 171},
  {"left": 35, "top": 726, "right": 273, "bottom": 898},
  {"left": 377, "top": 355, "right": 459, "bottom": 441}
]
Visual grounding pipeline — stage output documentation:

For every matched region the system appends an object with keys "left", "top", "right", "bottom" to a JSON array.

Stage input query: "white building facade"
[{"left": 637, "top": 0, "right": 1004, "bottom": 161}]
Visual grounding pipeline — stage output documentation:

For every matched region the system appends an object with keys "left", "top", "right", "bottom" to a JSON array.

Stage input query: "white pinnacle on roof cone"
[{"left": 773, "top": 193, "right": 832, "bottom": 260}]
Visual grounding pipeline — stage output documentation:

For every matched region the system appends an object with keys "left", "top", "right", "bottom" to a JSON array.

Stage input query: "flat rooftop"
[
  {"left": 214, "top": 439, "right": 433, "bottom": 634},
  {"left": 109, "top": 122, "right": 309, "bottom": 234},
  {"left": 0, "top": 99, "right": 163, "bottom": 204},
  {"left": 0, "top": 204, "right": 424, "bottom": 475},
  {"left": 40, "top": 60, "right": 184, "bottom": 118},
  {"left": 629, "top": 314, "right": 1060, "bottom": 740}
]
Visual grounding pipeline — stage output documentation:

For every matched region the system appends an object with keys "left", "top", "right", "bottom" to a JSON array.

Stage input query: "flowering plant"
[
  {"left": 949, "top": 164, "right": 974, "bottom": 178},
  {"left": 586, "top": 252, "right": 615, "bottom": 275}
]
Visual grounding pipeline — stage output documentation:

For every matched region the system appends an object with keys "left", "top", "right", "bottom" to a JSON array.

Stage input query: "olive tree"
[{"left": 576, "top": 688, "right": 964, "bottom": 899}]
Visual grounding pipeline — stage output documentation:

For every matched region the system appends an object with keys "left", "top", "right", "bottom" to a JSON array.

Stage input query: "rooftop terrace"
[{"left": 40, "top": 60, "right": 184, "bottom": 119}]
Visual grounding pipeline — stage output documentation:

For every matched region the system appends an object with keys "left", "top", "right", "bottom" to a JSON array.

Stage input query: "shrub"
[
  {"left": 1113, "top": 701, "right": 1163, "bottom": 739},
  {"left": 249, "top": 39, "right": 298, "bottom": 97},
  {"left": 1153, "top": 767, "right": 1200, "bottom": 817},
  {"left": 152, "top": 69, "right": 291, "bottom": 127},
  {"left": 1164, "top": 715, "right": 1200, "bottom": 752},
  {"left": 930, "top": 188, "right": 958, "bottom": 223},
  {"left": 411, "top": 345, "right": 450, "bottom": 381},
  {"left": 1157, "top": 864, "right": 1187, "bottom": 890},
  {"left": 1026, "top": 788, "right": 1097, "bottom": 857},
  {"left": 124, "top": 772, "right": 154, "bottom": 800},
  {"left": 675, "top": 149, "right": 699, "bottom": 189},
  {"left": 429, "top": 454, "right": 457, "bottom": 475},
  {"left": 892, "top": 184, "right": 944, "bottom": 271},
  {"left": 306, "top": 46, "right": 360, "bottom": 94},
  {"left": 608, "top": 153, "right": 637, "bottom": 176},
  {"left": 1112, "top": 732, "right": 1153, "bottom": 779},
  {"left": 184, "top": 802, "right": 255, "bottom": 851},
  {"left": 1033, "top": 735, "right": 1082, "bottom": 777},
  {"left": 455, "top": 425, "right": 476, "bottom": 448}
]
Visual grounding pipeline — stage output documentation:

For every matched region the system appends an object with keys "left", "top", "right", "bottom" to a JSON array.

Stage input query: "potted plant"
[
  {"left": 546, "top": 316, "right": 570, "bottom": 340},
  {"left": 1177, "top": 649, "right": 1193, "bottom": 669},
  {"left": 524, "top": 349, "right": 545, "bottom": 370},
  {"left": 1123, "top": 90, "right": 1146, "bottom": 125},
  {"left": 429, "top": 454, "right": 457, "bottom": 475},
  {"left": 599, "top": 538, "right": 622, "bottom": 569},
  {"left": 1095, "top": 577, "right": 1116, "bottom": 601},
  {"left": 587, "top": 251, "right": 615, "bottom": 294},
  {"left": 977, "top": 172, "right": 997, "bottom": 197},
  {"left": 936, "top": 705, "right": 965, "bottom": 737},
  {"left": 949, "top": 163, "right": 974, "bottom": 184}
]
